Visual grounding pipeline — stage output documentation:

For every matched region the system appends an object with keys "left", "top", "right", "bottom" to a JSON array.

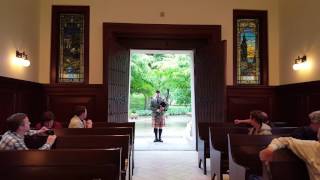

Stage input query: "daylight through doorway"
[{"left": 129, "top": 50, "right": 196, "bottom": 151}]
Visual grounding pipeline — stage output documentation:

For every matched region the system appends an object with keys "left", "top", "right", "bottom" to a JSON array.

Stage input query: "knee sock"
[
  {"left": 159, "top": 128, "right": 162, "bottom": 140},
  {"left": 154, "top": 128, "right": 158, "bottom": 140}
]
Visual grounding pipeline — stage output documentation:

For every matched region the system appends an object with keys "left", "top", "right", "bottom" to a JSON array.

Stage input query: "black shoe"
[
  {"left": 154, "top": 139, "right": 158, "bottom": 142},
  {"left": 158, "top": 139, "right": 163, "bottom": 142}
]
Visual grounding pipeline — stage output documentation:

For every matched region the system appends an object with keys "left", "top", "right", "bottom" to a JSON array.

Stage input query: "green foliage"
[
  {"left": 136, "top": 110, "right": 152, "bottom": 116},
  {"left": 130, "top": 52, "right": 192, "bottom": 111},
  {"left": 167, "top": 106, "right": 191, "bottom": 115},
  {"left": 130, "top": 93, "right": 145, "bottom": 112}
]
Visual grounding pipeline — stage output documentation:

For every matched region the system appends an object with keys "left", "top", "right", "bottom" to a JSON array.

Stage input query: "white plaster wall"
[
  {"left": 38, "top": 0, "right": 280, "bottom": 85},
  {"left": 0, "top": 0, "right": 40, "bottom": 82},
  {"left": 279, "top": 0, "right": 320, "bottom": 84}
]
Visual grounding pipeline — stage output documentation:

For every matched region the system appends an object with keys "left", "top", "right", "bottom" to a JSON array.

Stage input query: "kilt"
[{"left": 152, "top": 115, "right": 165, "bottom": 128}]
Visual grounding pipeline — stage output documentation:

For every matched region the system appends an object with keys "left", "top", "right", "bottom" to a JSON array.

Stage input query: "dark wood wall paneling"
[
  {"left": 1, "top": 76, "right": 320, "bottom": 131},
  {"left": 0, "top": 77, "right": 107, "bottom": 133},
  {"left": 275, "top": 81, "right": 320, "bottom": 126},
  {"left": 44, "top": 84, "right": 107, "bottom": 125},
  {"left": 0, "top": 77, "right": 44, "bottom": 133},
  {"left": 226, "top": 86, "right": 276, "bottom": 122}
]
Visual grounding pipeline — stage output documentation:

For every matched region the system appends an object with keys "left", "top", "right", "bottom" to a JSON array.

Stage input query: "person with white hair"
[
  {"left": 291, "top": 110, "right": 320, "bottom": 140},
  {"left": 260, "top": 129, "right": 320, "bottom": 180}
]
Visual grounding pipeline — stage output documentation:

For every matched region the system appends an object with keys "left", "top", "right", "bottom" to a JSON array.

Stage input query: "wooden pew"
[
  {"left": 0, "top": 149, "right": 122, "bottom": 180},
  {"left": 102, "top": 122, "right": 135, "bottom": 172},
  {"left": 271, "top": 127, "right": 297, "bottom": 135},
  {"left": 54, "top": 135, "right": 131, "bottom": 180},
  {"left": 101, "top": 122, "right": 135, "bottom": 143},
  {"left": 262, "top": 148, "right": 309, "bottom": 180},
  {"left": 209, "top": 127, "right": 248, "bottom": 180},
  {"left": 197, "top": 122, "right": 233, "bottom": 175},
  {"left": 54, "top": 128, "right": 134, "bottom": 175},
  {"left": 54, "top": 127, "right": 134, "bottom": 145},
  {"left": 228, "top": 134, "right": 282, "bottom": 180}
]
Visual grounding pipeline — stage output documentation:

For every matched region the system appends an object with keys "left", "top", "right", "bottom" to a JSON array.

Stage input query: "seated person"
[
  {"left": 234, "top": 110, "right": 272, "bottom": 135},
  {"left": 0, "top": 113, "right": 56, "bottom": 150},
  {"left": 291, "top": 110, "right": 320, "bottom": 140},
  {"left": 35, "top": 111, "right": 62, "bottom": 129},
  {"left": 260, "top": 131, "right": 320, "bottom": 180},
  {"left": 68, "top": 105, "right": 93, "bottom": 128}
]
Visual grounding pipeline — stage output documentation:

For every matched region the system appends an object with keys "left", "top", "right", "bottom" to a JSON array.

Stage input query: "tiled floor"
[
  {"left": 135, "top": 137, "right": 194, "bottom": 151},
  {"left": 133, "top": 115, "right": 195, "bottom": 150},
  {"left": 133, "top": 151, "right": 211, "bottom": 180}
]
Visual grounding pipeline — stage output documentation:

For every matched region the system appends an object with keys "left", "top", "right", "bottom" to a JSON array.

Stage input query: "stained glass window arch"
[{"left": 233, "top": 10, "right": 268, "bottom": 85}]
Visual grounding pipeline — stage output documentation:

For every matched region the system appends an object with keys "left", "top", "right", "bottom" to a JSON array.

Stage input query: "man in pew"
[
  {"left": 260, "top": 131, "right": 320, "bottom": 180},
  {"left": 234, "top": 110, "right": 272, "bottom": 135},
  {"left": 0, "top": 113, "right": 56, "bottom": 150},
  {"left": 291, "top": 110, "right": 320, "bottom": 140},
  {"left": 68, "top": 105, "right": 93, "bottom": 128}
]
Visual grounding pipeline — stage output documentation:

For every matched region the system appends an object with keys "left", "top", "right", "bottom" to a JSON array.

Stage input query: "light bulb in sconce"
[
  {"left": 15, "top": 50, "right": 31, "bottom": 67},
  {"left": 292, "top": 55, "right": 307, "bottom": 71}
]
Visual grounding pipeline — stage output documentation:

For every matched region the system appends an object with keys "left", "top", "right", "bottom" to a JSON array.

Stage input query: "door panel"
[
  {"left": 107, "top": 40, "right": 130, "bottom": 122},
  {"left": 194, "top": 41, "right": 226, "bottom": 124}
]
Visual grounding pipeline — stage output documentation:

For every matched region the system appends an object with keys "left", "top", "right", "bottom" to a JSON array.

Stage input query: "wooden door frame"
[
  {"left": 102, "top": 23, "right": 226, "bottom": 148},
  {"left": 103, "top": 23, "right": 223, "bottom": 96}
]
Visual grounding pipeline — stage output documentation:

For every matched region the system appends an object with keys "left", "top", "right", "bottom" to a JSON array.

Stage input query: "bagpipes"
[{"left": 158, "top": 89, "right": 169, "bottom": 111}]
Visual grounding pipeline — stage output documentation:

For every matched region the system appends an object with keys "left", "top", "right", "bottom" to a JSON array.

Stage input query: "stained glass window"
[
  {"left": 236, "top": 19, "right": 260, "bottom": 84},
  {"left": 58, "top": 14, "right": 85, "bottom": 83}
]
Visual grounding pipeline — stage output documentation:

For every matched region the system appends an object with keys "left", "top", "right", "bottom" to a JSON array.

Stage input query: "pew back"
[
  {"left": 262, "top": 148, "right": 309, "bottom": 180},
  {"left": 271, "top": 127, "right": 297, "bottom": 135},
  {"left": 209, "top": 127, "right": 248, "bottom": 180},
  {"left": 54, "top": 135, "right": 130, "bottom": 169},
  {"left": 93, "top": 122, "right": 135, "bottom": 145},
  {"left": 0, "top": 149, "right": 121, "bottom": 180},
  {"left": 54, "top": 127, "right": 133, "bottom": 145},
  {"left": 228, "top": 134, "right": 282, "bottom": 180}
]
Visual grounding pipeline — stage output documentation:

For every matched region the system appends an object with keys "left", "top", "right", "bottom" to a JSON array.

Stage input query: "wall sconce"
[
  {"left": 292, "top": 55, "right": 307, "bottom": 71},
  {"left": 16, "top": 50, "right": 30, "bottom": 67}
]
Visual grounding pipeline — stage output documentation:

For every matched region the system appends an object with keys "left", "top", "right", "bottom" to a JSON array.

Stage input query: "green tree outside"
[{"left": 130, "top": 53, "right": 192, "bottom": 116}]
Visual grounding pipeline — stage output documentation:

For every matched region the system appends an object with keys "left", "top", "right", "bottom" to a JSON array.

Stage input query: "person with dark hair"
[
  {"left": 35, "top": 111, "right": 62, "bottom": 129},
  {"left": 150, "top": 90, "right": 168, "bottom": 142},
  {"left": 291, "top": 110, "right": 320, "bottom": 140},
  {"left": 68, "top": 105, "right": 93, "bottom": 128},
  {"left": 234, "top": 110, "right": 272, "bottom": 135},
  {"left": 0, "top": 113, "right": 56, "bottom": 150}
]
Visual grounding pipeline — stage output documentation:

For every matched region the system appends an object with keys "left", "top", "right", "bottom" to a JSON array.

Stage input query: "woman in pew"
[
  {"left": 68, "top": 105, "right": 93, "bottom": 128},
  {"left": 0, "top": 113, "right": 56, "bottom": 150},
  {"left": 35, "top": 111, "right": 62, "bottom": 130},
  {"left": 260, "top": 130, "right": 320, "bottom": 180},
  {"left": 234, "top": 110, "right": 272, "bottom": 135}
]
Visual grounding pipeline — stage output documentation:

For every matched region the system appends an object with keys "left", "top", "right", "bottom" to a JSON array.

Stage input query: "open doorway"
[{"left": 129, "top": 50, "right": 196, "bottom": 150}]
